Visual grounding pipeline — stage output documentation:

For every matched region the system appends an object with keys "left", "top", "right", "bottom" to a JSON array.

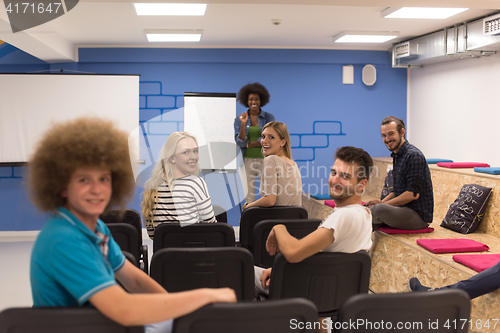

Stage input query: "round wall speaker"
[{"left": 362, "top": 64, "right": 376, "bottom": 86}]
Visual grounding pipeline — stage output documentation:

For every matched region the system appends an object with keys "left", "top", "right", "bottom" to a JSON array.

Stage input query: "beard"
[
  {"left": 385, "top": 136, "right": 402, "bottom": 152},
  {"left": 329, "top": 184, "right": 356, "bottom": 201}
]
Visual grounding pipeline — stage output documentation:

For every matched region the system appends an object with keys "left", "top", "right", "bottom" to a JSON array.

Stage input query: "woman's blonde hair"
[
  {"left": 262, "top": 121, "right": 293, "bottom": 160},
  {"left": 140, "top": 132, "right": 200, "bottom": 226},
  {"left": 27, "top": 117, "right": 135, "bottom": 212}
]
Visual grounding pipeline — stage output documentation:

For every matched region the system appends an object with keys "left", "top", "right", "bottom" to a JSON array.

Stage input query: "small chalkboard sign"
[{"left": 441, "top": 184, "right": 492, "bottom": 234}]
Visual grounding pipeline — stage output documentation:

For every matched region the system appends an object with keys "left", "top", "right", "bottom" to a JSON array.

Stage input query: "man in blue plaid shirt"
[{"left": 366, "top": 116, "right": 434, "bottom": 230}]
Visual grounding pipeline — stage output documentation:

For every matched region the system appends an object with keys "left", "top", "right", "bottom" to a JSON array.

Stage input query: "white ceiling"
[{"left": 0, "top": 0, "right": 499, "bottom": 63}]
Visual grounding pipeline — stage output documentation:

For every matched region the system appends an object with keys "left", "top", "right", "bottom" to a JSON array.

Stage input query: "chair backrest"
[
  {"left": 100, "top": 209, "right": 143, "bottom": 238},
  {"left": 153, "top": 223, "right": 235, "bottom": 252},
  {"left": 212, "top": 204, "right": 227, "bottom": 223},
  {"left": 118, "top": 251, "right": 139, "bottom": 291},
  {"left": 335, "top": 290, "right": 471, "bottom": 333},
  {"left": 0, "top": 307, "right": 144, "bottom": 333},
  {"left": 122, "top": 250, "right": 138, "bottom": 266},
  {"left": 252, "top": 219, "right": 322, "bottom": 268},
  {"left": 239, "top": 206, "right": 308, "bottom": 250},
  {"left": 173, "top": 298, "right": 318, "bottom": 333},
  {"left": 269, "top": 251, "right": 371, "bottom": 317},
  {"left": 106, "top": 223, "right": 141, "bottom": 262},
  {"left": 150, "top": 247, "right": 254, "bottom": 301}
]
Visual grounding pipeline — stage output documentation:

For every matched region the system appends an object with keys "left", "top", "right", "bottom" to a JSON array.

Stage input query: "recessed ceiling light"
[
  {"left": 381, "top": 7, "right": 468, "bottom": 19},
  {"left": 134, "top": 3, "right": 207, "bottom": 16},
  {"left": 333, "top": 31, "right": 398, "bottom": 43},
  {"left": 145, "top": 29, "right": 203, "bottom": 42}
]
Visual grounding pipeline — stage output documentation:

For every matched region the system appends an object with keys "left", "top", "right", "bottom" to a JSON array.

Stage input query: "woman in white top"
[
  {"left": 141, "top": 132, "right": 216, "bottom": 238},
  {"left": 243, "top": 121, "right": 302, "bottom": 209}
]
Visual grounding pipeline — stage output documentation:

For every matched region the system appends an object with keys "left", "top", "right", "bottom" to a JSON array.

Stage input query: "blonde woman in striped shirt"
[{"left": 141, "top": 132, "right": 216, "bottom": 238}]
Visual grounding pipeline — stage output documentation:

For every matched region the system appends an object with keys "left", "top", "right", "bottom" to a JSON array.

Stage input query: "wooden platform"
[{"left": 303, "top": 158, "right": 500, "bottom": 332}]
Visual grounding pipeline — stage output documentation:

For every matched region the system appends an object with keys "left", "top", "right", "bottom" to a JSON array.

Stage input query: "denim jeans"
[{"left": 437, "top": 261, "right": 500, "bottom": 299}]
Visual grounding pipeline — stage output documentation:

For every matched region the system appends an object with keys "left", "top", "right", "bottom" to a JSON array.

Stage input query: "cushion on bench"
[
  {"left": 324, "top": 200, "right": 365, "bottom": 208},
  {"left": 437, "top": 162, "right": 490, "bottom": 168},
  {"left": 441, "top": 184, "right": 493, "bottom": 234},
  {"left": 427, "top": 158, "right": 453, "bottom": 164},
  {"left": 474, "top": 167, "right": 500, "bottom": 175},
  {"left": 416, "top": 239, "right": 490, "bottom": 254},
  {"left": 453, "top": 254, "right": 500, "bottom": 272},
  {"left": 310, "top": 193, "right": 332, "bottom": 200}
]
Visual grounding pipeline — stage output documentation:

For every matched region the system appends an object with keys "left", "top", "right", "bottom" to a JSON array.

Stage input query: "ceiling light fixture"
[
  {"left": 381, "top": 7, "right": 468, "bottom": 19},
  {"left": 134, "top": 3, "right": 207, "bottom": 16},
  {"left": 333, "top": 31, "right": 398, "bottom": 43},
  {"left": 145, "top": 30, "right": 203, "bottom": 42}
]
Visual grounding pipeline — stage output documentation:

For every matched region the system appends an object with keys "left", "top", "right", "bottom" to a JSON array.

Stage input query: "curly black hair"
[{"left": 237, "top": 82, "right": 270, "bottom": 107}]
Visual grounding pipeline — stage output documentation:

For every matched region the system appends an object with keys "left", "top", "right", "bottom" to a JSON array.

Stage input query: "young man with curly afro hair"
[{"left": 28, "top": 117, "right": 235, "bottom": 332}]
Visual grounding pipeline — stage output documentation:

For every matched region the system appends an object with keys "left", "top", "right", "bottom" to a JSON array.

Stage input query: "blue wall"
[{"left": 0, "top": 47, "right": 407, "bottom": 231}]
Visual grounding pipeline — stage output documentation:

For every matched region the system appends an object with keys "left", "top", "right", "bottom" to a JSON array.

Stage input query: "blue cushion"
[
  {"left": 474, "top": 167, "right": 500, "bottom": 175},
  {"left": 310, "top": 193, "right": 332, "bottom": 200},
  {"left": 427, "top": 158, "right": 453, "bottom": 164}
]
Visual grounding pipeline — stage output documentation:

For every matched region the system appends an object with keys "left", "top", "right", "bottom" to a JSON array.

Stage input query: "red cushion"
[
  {"left": 324, "top": 200, "right": 365, "bottom": 208},
  {"left": 324, "top": 200, "right": 335, "bottom": 208},
  {"left": 453, "top": 254, "right": 500, "bottom": 272},
  {"left": 416, "top": 239, "right": 489, "bottom": 254},
  {"left": 378, "top": 226, "right": 434, "bottom": 234},
  {"left": 437, "top": 162, "right": 490, "bottom": 168}
]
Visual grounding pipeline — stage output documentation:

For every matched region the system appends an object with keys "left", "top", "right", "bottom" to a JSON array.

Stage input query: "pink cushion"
[
  {"left": 324, "top": 200, "right": 335, "bottom": 208},
  {"left": 437, "top": 162, "right": 490, "bottom": 168},
  {"left": 324, "top": 200, "right": 365, "bottom": 208},
  {"left": 453, "top": 254, "right": 500, "bottom": 272},
  {"left": 416, "top": 239, "right": 489, "bottom": 254},
  {"left": 378, "top": 226, "right": 434, "bottom": 234}
]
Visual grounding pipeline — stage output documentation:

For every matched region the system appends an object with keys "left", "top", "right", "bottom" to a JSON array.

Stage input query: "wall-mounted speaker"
[{"left": 362, "top": 64, "right": 376, "bottom": 86}]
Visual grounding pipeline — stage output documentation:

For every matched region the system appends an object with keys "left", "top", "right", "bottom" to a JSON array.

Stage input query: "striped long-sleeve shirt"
[{"left": 147, "top": 175, "right": 216, "bottom": 238}]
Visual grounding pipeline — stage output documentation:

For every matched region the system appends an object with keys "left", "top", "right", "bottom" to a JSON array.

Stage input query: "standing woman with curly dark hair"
[{"left": 234, "top": 82, "right": 275, "bottom": 205}]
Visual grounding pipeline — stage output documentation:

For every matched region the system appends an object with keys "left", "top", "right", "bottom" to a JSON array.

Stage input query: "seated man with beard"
[{"left": 255, "top": 146, "right": 373, "bottom": 294}]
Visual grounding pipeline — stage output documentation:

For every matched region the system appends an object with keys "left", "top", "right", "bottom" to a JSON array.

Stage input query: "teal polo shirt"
[{"left": 30, "top": 207, "right": 125, "bottom": 307}]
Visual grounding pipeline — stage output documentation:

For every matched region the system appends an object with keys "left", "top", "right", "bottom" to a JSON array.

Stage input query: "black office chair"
[
  {"left": 252, "top": 219, "right": 322, "bottom": 268},
  {"left": 122, "top": 250, "right": 138, "bottom": 266},
  {"left": 116, "top": 251, "right": 140, "bottom": 291},
  {"left": 173, "top": 298, "right": 318, "bottom": 333},
  {"left": 150, "top": 247, "right": 254, "bottom": 301},
  {"left": 334, "top": 290, "right": 471, "bottom": 333},
  {"left": 268, "top": 251, "right": 371, "bottom": 318},
  {"left": 153, "top": 222, "right": 235, "bottom": 252},
  {"left": 107, "top": 223, "right": 140, "bottom": 265},
  {"left": 100, "top": 209, "right": 149, "bottom": 274},
  {"left": 239, "top": 206, "right": 308, "bottom": 250},
  {"left": 0, "top": 307, "right": 143, "bottom": 333},
  {"left": 212, "top": 204, "right": 227, "bottom": 223}
]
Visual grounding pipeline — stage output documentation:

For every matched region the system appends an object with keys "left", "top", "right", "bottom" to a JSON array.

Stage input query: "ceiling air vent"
[
  {"left": 394, "top": 41, "right": 417, "bottom": 59},
  {"left": 484, "top": 13, "right": 500, "bottom": 36}
]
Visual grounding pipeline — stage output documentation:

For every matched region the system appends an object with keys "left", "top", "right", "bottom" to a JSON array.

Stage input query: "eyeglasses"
[{"left": 174, "top": 148, "right": 199, "bottom": 157}]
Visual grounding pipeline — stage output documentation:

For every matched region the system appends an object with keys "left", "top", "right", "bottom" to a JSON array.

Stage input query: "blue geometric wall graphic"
[
  {"left": 139, "top": 81, "right": 346, "bottom": 163},
  {"left": 0, "top": 43, "right": 18, "bottom": 60},
  {"left": 291, "top": 121, "right": 346, "bottom": 162}
]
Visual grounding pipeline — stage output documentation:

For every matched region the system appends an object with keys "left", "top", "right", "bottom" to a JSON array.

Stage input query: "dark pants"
[
  {"left": 437, "top": 262, "right": 500, "bottom": 299},
  {"left": 371, "top": 204, "right": 429, "bottom": 230}
]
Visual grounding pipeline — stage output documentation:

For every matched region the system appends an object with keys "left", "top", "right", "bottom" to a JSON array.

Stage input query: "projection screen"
[{"left": 0, "top": 74, "right": 139, "bottom": 166}]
